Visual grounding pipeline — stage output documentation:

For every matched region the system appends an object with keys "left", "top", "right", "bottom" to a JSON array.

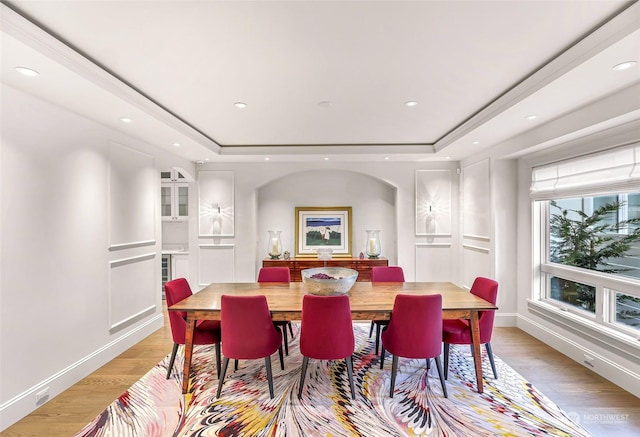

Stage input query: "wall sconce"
[
  {"left": 425, "top": 202, "right": 436, "bottom": 234},
  {"left": 212, "top": 203, "right": 222, "bottom": 219},
  {"left": 212, "top": 203, "right": 223, "bottom": 235}
]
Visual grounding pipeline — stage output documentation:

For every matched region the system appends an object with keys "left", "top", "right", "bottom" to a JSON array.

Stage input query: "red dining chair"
[
  {"left": 257, "top": 267, "right": 294, "bottom": 355},
  {"left": 298, "top": 294, "right": 356, "bottom": 400},
  {"left": 164, "top": 278, "right": 221, "bottom": 379},
  {"left": 379, "top": 294, "right": 447, "bottom": 398},
  {"left": 216, "top": 295, "right": 284, "bottom": 399},
  {"left": 443, "top": 277, "right": 499, "bottom": 380},
  {"left": 370, "top": 266, "right": 405, "bottom": 355}
]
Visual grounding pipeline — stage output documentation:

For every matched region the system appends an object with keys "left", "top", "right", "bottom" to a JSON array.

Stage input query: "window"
[{"left": 532, "top": 144, "right": 640, "bottom": 337}]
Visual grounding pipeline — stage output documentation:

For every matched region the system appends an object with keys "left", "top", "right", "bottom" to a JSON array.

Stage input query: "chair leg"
[
  {"left": 282, "top": 326, "right": 289, "bottom": 356},
  {"left": 443, "top": 343, "right": 450, "bottom": 380},
  {"left": 166, "top": 343, "right": 179, "bottom": 379},
  {"left": 346, "top": 356, "right": 356, "bottom": 400},
  {"left": 369, "top": 320, "right": 375, "bottom": 338},
  {"left": 278, "top": 344, "right": 285, "bottom": 371},
  {"left": 486, "top": 342, "right": 498, "bottom": 379},
  {"left": 234, "top": 359, "right": 239, "bottom": 371},
  {"left": 288, "top": 321, "right": 294, "bottom": 338},
  {"left": 265, "top": 356, "right": 274, "bottom": 399},
  {"left": 379, "top": 346, "right": 386, "bottom": 369},
  {"left": 215, "top": 343, "right": 221, "bottom": 377},
  {"left": 389, "top": 355, "right": 398, "bottom": 398},
  {"left": 216, "top": 357, "right": 230, "bottom": 398},
  {"left": 426, "top": 358, "right": 431, "bottom": 370},
  {"left": 298, "top": 356, "right": 309, "bottom": 399},
  {"left": 375, "top": 323, "right": 381, "bottom": 355},
  {"left": 434, "top": 356, "right": 448, "bottom": 398}
]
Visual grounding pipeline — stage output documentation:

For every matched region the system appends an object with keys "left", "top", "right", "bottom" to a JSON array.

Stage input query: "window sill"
[{"left": 527, "top": 299, "right": 640, "bottom": 363}]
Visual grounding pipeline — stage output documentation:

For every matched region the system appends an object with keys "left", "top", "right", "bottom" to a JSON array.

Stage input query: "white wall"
[
  {"left": 257, "top": 170, "right": 397, "bottom": 266},
  {"left": 195, "top": 161, "right": 464, "bottom": 286},
  {"left": 0, "top": 84, "right": 190, "bottom": 429}
]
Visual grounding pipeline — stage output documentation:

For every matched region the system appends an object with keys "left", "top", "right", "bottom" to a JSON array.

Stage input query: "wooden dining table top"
[
  {"left": 168, "top": 281, "right": 497, "bottom": 321},
  {"left": 170, "top": 280, "right": 498, "bottom": 394}
]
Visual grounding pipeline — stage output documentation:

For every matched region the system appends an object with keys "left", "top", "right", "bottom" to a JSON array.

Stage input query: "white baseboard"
[
  {"left": 517, "top": 313, "right": 640, "bottom": 398},
  {"left": 0, "top": 314, "right": 164, "bottom": 431},
  {"left": 495, "top": 312, "right": 517, "bottom": 327}
]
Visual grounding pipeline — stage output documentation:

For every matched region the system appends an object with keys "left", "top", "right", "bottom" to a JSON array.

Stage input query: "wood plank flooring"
[{"left": 2, "top": 308, "right": 638, "bottom": 436}]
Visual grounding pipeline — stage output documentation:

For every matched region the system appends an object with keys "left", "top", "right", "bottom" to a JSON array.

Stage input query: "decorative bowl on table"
[{"left": 301, "top": 267, "right": 359, "bottom": 295}]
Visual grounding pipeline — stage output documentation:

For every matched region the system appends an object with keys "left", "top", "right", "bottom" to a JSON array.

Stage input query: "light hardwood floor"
[{"left": 2, "top": 308, "right": 639, "bottom": 436}]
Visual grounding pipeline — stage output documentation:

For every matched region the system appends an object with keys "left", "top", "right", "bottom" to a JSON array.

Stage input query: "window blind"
[{"left": 530, "top": 143, "right": 640, "bottom": 200}]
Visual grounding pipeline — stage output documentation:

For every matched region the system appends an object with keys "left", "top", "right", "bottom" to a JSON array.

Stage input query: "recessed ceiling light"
[
  {"left": 119, "top": 117, "right": 133, "bottom": 123},
  {"left": 472, "top": 141, "right": 480, "bottom": 145},
  {"left": 15, "top": 66, "right": 39, "bottom": 77},
  {"left": 172, "top": 142, "right": 181, "bottom": 147},
  {"left": 445, "top": 156, "right": 451, "bottom": 160},
  {"left": 612, "top": 61, "right": 637, "bottom": 71},
  {"left": 525, "top": 115, "right": 539, "bottom": 120},
  {"left": 324, "top": 157, "right": 329, "bottom": 161},
  {"left": 234, "top": 102, "right": 247, "bottom": 108},
  {"left": 264, "top": 157, "right": 270, "bottom": 161},
  {"left": 317, "top": 101, "right": 332, "bottom": 108},
  {"left": 384, "top": 157, "right": 390, "bottom": 160},
  {"left": 204, "top": 157, "right": 210, "bottom": 161},
  {"left": 404, "top": 101, "right": 418, "bottom": 107}
]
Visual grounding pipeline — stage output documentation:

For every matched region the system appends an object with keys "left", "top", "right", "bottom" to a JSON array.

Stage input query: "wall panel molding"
[
  {"left": 462, "top": 159, "right": 491, "bottom": 238},
  {"left": 108, "top": 142, "right": 155, "bottom": 247},
  {"left": 415, "top": 169, "right": 452, "bottom": 236},
  {"left": 108, "top": 240, "right": 156, "bottom": 251},
  {"left": 462, "top": 234, "right": 491, "bottom": 242},
  {"left": 415, "top": 243, "right": 452, "bottom": 282},
  {"left": 108, "top": 252, "right": 156, "bottom": 333},
  {"left": 199, "top": 244, "right": 235, "bottom": 286},
  {"left": 462, "top": 244, "right": 490, "bottom": 254},
  {"left": 415, "top": 242, "right": 452, "bottom": 248},
  {"left": 199, "top": 171, "right": 235, "bottom": 237}
]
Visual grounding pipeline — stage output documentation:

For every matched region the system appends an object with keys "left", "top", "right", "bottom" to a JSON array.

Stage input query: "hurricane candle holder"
[
  {"left": 365, "top": 230, "right": 381, "bottom": 259},
  {"left": 268, "top": 230, "right": 283, "bottom": 259}
]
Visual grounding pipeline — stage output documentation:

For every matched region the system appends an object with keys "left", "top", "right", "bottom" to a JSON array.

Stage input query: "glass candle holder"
[
  {"left": 365, "top": 230, "right": 381, "bottom": 259},
  {"left": 268, "top": 230, "right": 283, "bottom": 259}
]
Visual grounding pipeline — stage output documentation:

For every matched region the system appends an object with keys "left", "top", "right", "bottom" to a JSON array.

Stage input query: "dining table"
[{"left": 168, "top": 281, "right": 498, "bottom": 395}]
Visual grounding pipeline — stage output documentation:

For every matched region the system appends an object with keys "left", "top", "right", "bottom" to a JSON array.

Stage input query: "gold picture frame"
[{"left": 295, "top": 206, "right": 353, "bottom": 258}]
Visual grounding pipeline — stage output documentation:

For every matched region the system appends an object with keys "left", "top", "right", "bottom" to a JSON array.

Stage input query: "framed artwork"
[{"left": 295, "top": 206, "right": 352, "bottom": 257}]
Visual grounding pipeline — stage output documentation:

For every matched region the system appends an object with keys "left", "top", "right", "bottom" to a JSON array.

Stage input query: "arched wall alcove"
[{"left": 256, "top": 169, "right": 398, "bottom": 266}]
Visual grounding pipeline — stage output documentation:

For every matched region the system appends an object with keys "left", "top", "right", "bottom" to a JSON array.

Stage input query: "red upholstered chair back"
[
  {"left": 165, "top": 278, "right": 193, "bottom": 344},
  {"left": 382, "top": 294, "right": 442, "bottom": 359},
  {"left": 470, "top": 277, "right": 499, "bottom": 343},
  {"left": 257, "top": 267, "right": 291, "bottom": 283},
  {"left": 220, "top": 295, "right": 282, "bottom": 360},
  {"left": 299, "top": 294, "right": 354, "bottom": 360},
  {"left": 371, "top": 266, "right": 405, "bottom": 282}
]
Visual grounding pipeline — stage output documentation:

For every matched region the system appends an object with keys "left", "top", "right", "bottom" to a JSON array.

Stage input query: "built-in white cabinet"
[
  {"left": 161, "top": 253, "right": 189, "bottom": 298},
  {"left": 161, "top": 182, "right": 189, "bottom": 221},
  {"left": 161, "top": 168, "right": 189, "bottom": 221},
  {"left": 160, "top": 168, "right": 187, "bottom": 182},
  {"left": 172, "top": 254, "right": 189, "bottom": 280}
]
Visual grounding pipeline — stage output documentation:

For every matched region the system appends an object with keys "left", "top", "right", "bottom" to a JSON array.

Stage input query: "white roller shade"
[{"left": 530, "top": 143, "right": 640, "bottom": 200}]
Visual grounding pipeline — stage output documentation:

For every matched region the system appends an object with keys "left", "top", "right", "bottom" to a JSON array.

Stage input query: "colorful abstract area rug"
[{"left": 76, "top": 324, "right": 591, "bottom": 436}]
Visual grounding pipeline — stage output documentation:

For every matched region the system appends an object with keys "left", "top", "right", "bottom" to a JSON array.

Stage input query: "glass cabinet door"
[
  {"left": 161, "top": 184, "right": 173, "bottom": 219},
  {"left": 176, "top": 184, "right": 189, "bottom": 219}
]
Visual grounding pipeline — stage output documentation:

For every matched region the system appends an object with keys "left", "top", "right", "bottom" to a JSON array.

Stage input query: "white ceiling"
[{"left": 1, "top": 0, "right": 639, "bottom": 163}]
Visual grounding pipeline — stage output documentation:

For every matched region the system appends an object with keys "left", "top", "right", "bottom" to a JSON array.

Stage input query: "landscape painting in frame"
[{"left": 295, "top": 207, "right": 352, "bottom": 257}]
